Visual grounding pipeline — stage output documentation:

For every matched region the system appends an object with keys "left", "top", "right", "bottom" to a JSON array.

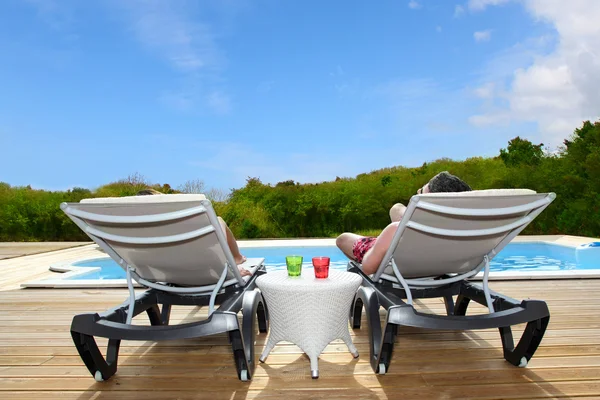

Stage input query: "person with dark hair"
[
  {"left": 136, "top": 188, "right": 251, "bottom": 276},
  {"left": 336, "top": 172, "right": 472, "bottom": 275},
  {"left": 419, "top": 171, "right": 472, "bottom": 193},
  {"left": 388, "top": 171, "right": 472, "bottom": 221}
]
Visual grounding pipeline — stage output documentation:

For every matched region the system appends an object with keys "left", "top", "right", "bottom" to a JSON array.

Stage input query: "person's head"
[
  {"left": 136, "top": 188, "right": 162, "bottom": 196},
  {"left": 417, "top": 171, "right": 472, "bottom": 194}
]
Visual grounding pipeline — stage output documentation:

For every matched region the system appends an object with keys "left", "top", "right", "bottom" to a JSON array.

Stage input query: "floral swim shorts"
[{"left": 352, "top": 236, "right": 377, "bottom": 263}]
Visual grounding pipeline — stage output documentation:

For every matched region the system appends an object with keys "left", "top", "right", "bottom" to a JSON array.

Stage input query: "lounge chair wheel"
[
  {"left": 240, "top": 370, "right": 249, "bottom": 381},
  {"left": 378, "top": 363, "right": 386, "bottom": 375},
  {"left": 94, "top": 371, "right": 104, "bottom": 382},
  {"left": 518, "top": 357, "right": 528, "bottom": 368}
]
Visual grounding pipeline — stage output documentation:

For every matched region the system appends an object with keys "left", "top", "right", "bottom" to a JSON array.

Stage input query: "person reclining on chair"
[
  {"left": 137, "top": 189, "right": 252, "bottom": 277},
  {"left": 336, "top": 172, "right": 472, "bottom": 275}
]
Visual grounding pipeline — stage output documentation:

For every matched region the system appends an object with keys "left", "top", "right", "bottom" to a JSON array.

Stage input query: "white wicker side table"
[{"left": 256, "top": 270, "right": 362, "bottom": 378}]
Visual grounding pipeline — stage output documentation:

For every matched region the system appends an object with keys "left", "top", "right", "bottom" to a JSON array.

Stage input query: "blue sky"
[{"left": 1, "top": 0, "right": 599, "bottom": 192}]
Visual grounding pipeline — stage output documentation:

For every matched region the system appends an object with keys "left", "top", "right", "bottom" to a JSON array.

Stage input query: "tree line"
[{"left": 1, "top": 120, "right": 598, "bottom": 241}]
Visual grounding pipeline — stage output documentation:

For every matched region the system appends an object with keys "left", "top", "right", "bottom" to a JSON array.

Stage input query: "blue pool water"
[{"left": 67, "top": 242, "right": 600, "bottom": 280}]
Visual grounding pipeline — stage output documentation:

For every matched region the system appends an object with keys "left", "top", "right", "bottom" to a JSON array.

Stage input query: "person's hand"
[{"left": 239, "top": 267, "right": 252, "bottom": 277}]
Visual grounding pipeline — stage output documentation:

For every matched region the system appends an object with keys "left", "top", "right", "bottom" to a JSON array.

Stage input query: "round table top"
[{"left": 256, "top": 270, "right": 362, "bottom": 291}]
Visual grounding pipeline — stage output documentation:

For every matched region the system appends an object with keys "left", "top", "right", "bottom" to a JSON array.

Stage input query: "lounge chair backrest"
[
  {"left": 61, "top": 194, "right": 244, "bottom": 287},
  {"left": 374, "top": 189, "right": 556, "bottom": 282}
]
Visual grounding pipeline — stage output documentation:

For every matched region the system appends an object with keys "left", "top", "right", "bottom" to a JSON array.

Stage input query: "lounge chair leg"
[
  {"left": 228, "top": 327, "right": 251, "bottom": 381},
  {"left": 160, "top": 304, "right": 172, "bottom": 325},
  {"left": 71, "top": 331, "right": 121, "bottom": 381},
  {"left": 351, "top": 296, "right": 364, "bottom": 329},
  {"left": 500, "top": 313, "right": 550, "bottom": 367},
  {"left": 443, "top": 295, "right": 455, "bottom": 316},
  {"left": 228, "top": 288, "right": 268, "bottom": 381},
  {"left": 146, "top": 304, "right": 162, "bottom": 326},
  {"left": 376, "top": 320, "right": 397, "bottom": 375},
  {"left": 256, "top": 300, "right": 268, "bottom": 333},
  {"left": 454, "top": 295, "right": 470, "bottom": 316},
  {"left": 354, "top": 287, "right": 386, "bottom": 374}
]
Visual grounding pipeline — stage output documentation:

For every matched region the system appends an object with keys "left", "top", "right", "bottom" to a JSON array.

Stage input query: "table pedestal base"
[{"left": 259, "top": 332, "right": 359, "bottom": 379}]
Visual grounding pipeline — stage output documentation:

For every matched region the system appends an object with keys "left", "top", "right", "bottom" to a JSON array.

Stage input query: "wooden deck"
[
  {"left": 1, "top": 243, "right": 600, "bottom": 399},
  {"left": 1, "top": 279, "right": 600, "bottom": 399},
  {"left": 0, "top": 242, "right": 91, "bottom": 260}
]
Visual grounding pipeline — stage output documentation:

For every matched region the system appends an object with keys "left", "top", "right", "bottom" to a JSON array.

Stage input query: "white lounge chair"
[
  {"left": 61, "top": 194, "right": 268, "bottom": 381},
  {"left": 347, "top": 189, "right": 555, "bottom": 374}
]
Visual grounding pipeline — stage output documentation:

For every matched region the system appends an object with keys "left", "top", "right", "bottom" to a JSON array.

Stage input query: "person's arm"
[{"left": 361, "top": 221, "right": 399, "bottom": 275}]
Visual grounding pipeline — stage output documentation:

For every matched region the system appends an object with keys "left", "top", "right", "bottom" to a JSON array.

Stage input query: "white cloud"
[
  {"left": 408, "top": 1, "right": 422, "bottom": 10},
  {"left": 206, "top": 91, "right": 232, "bottom": 115},
  {"left": 454, "top": 5, "right": 465, "bottom": 17},
  {"left": 473, "top": 82, "right": 496, "bottom": 99},
  {"left": 116, "top": 1, "right": 234, "bottom": 114},
  {"left": 474, "top": 29, "right": 492, "bottom": 42},
  {"left": 436, "top": 25, "right": 443, "bottom": 33},
  {"left": 468, "top": 0, "right": 513, "bottom": 12},
  {"left": 122, "top": 2, "right": 221, "bottom": 73},
  {"left": 470, "top": 0, "right": 600, "bottom": 145}
]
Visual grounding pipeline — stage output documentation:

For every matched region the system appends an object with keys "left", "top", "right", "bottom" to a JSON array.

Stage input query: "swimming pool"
[{"left": 63, "top": 242, "right": 599, "bottom": 280}]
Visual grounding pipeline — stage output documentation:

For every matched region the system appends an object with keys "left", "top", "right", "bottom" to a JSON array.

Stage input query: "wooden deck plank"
[
  {"left": 1, "top": 392, "right": 599, "bottom": 400},
  {"left": 2, "top": 343, "right": 600, "bottom": 358},
  {"left": 1, "top": 381, "right": 600, "bottom": 399},
  {"left": 2, "top": 364, "right": 600, "bottom": 384}
]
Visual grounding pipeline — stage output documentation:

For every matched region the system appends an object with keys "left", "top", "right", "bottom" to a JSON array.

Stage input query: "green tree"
[
  {"left": 499, "top": 137, "right": 544, "bottom": 167},
  {"left": 556, "top": 120, "right": 600, "bottom": 236}
]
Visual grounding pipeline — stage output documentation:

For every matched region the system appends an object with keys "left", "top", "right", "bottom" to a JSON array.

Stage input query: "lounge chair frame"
[
  {"left": 61, "top": 197, "right": 268, "bottom": 382},
  {"left": 348, "top": 191, "right": 555, "bottom": 374},
  {"left": 70, "top": 278, "right": 267, "bottom": 382}
]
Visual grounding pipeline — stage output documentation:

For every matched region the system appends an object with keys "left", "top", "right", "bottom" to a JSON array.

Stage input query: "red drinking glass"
[{"left": 312, "top": 257, "right": 330, "bottom": 279}]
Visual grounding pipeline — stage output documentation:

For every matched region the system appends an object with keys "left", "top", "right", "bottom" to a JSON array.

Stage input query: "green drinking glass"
[{"left": 286, "top": 255, "right": 303, "bottom": 277}]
